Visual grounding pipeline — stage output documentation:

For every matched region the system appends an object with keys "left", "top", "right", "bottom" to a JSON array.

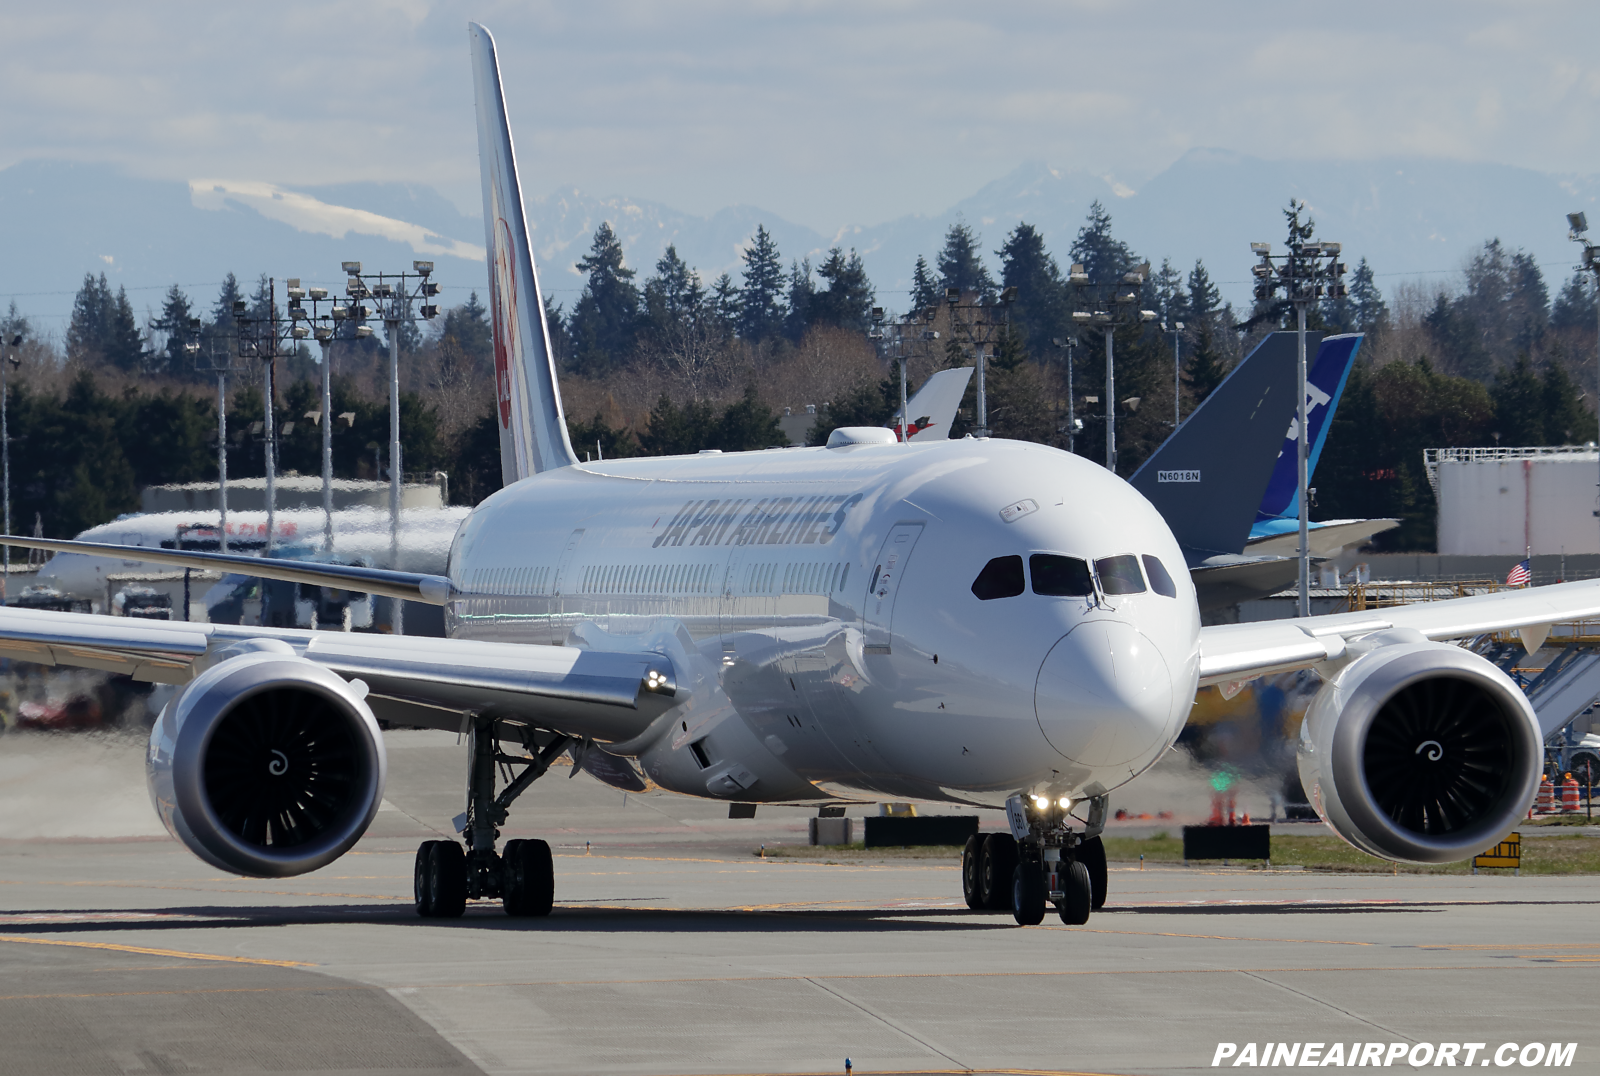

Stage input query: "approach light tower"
[
  {"left": 1566, "top": 212, "right": 1600, "bottom": 552},
  {"left": 1067, "top": 263, "right": 1157, "bottom": 473},
  {"left": 340, "top": 261, "right": 440, "bottom": 635},
  {"left": 1250, "top": 205, "right": 1348, "bottom": 617}
]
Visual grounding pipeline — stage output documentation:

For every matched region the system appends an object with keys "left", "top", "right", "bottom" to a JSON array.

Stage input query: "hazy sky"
[{"left": 4, "top": 2, "right": 1599, "bottom": 233}]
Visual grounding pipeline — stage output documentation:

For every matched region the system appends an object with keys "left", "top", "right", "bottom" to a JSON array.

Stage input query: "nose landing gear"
[
  {"left": 958, "top": 793, "right": 1108, "bottom": 926},
  {"left": 414, "top": 717, "right": 573, "bottom": 919}
]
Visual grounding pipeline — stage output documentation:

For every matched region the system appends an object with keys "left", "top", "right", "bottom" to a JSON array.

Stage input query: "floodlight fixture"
[
  {"left": 342, "top": 261, "right": 362, "bottom": 274},
  {"left": 1068, "top": 263, "right": 1089, "bottom": 284},
  {"left": 1176, "top": 321, "right": 1185, "bottom": 330},
  {"left": 412, "top": 260, "right": 433, "bottom": 274},
  {"left": 1251, "top": 242, "right": 1270, "bottom": 254},
  {"left": 1000, "top": 286, "right": 1018, "bottom": 303},
  {"left": 355, "top": 325, "right": 374, "bottom": 339},
  {"left": 286, "top": 278, "right": 301, "bottom": 290},
  {"left": 420, "top": 305, "right": 439, "bottom": 319},
  {"left": 188, "top": 318, "right": 201, "bottom": 331},
  {"left": 291, "top": 326, "right": 310, "bottom": 339},
  {"left": 1569, "top": 212, "right": 1589, "bottom": 236},
  {"left": 339, "top": 411, "right": 356, "bottom": 426},
  {"left": 1072, "top": 311, "right": 1092, "bottom": 324},
  {"left": 1140, "top": 310, "right": 1157, "bottom": 322},
  {"left": 314, "top": 327, "right": 334, "bottom": 342},
  {"left": 331, "top": 307, "right": 348, "bottom": 320},
  {"left": 233, "top": 300, "right": 247, "bottom": 316},
  {"left": 945, "top": 287, "right": 961, "bottom": 305},
  {"left": 871, "top": 306, "right": 885, "bottom": 320},
  {"left": 309, "top": 287, "right": 328, "bottom": 300}
]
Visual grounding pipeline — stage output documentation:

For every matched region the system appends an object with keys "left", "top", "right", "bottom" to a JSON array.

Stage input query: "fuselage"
[{"left": 445, "top": 436, "right": 1201, "bottom": 809}]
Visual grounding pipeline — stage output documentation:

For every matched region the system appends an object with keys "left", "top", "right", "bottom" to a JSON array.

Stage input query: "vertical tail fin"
[
  {"left": 889, "top": 367, "right": 975, "bottom": 441},
  {"left": 469, "top": 22, "right": 577, "bottom": 482},
  {"left": 1254, "top": 333, "right": 1363, "bottom": 524},
  {"left": 1129, "top": 331, "right": 1312, "bottom": 560}
]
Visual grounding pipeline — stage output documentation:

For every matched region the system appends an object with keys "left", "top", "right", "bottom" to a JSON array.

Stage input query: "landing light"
[
  {"left": 1058, "top": 796, "right": 1071, "bottom": 810},
  {"left": 1032, "top": 795, "right": 1050, "bottom": 810}
]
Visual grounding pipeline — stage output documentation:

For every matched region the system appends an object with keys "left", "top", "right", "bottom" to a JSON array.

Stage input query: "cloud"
[
  {"left": 189, "top": 180, "right": 485, "bottom": 263},
  {"left": 0, "top": 2, "right": 1596, "bottom": 233}
]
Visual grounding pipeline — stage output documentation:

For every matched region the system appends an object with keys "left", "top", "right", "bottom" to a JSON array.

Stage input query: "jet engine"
[
  {"left": 1297, "top": 630, "right": 1541, "bottom": 864},
  {"left": 147, "top": 642, "right": 386, "bottom": 877}
]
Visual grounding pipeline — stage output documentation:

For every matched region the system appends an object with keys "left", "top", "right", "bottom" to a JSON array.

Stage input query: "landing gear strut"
[
  {"left": 959, "top": 793, "right": 1108, "bottom": 926},
  {"left": 414, "top": 717, "right": 571, "bottom": 919}
]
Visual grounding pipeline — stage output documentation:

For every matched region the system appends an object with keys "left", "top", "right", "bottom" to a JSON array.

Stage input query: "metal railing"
[{"left": 1422, "top": 445, "right": 1598, "bottom": 494}]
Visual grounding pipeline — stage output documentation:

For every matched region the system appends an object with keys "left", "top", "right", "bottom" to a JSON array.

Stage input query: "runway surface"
[{"left": 0, "top": 729, "right": 1594, "bottom": 1075}]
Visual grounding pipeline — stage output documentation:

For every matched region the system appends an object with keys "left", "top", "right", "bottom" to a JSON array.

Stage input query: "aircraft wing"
[
  {"left": 1244, "top": 518, "right": 1400, "bottom": 558},
  {"left": 0, "top": 605, "right": 677, "bottom": 742},
  {"left": 1196, "top": 579, "right": 1600, "bottom": 687}
]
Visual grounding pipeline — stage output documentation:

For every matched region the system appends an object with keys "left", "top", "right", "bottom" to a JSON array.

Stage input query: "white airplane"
[
  {"left": 36, "top": 508, "right": 468, "bottom": 609},
  {"left": 0, "top": 23, "right": 1588, "bottom": 928}
]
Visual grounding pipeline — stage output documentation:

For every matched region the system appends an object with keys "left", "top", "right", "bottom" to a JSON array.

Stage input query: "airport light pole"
[
  {"left": 1164, "top": 320, "right": 1185, "bottom": 428},
  {"left": 341, "top": 261, "right": 440, "bottom": 634},
  {"left": 1051, "top": 337, "right": 1080, "bottom": 454},
  {"left": 0, "top": 333, "right": 20, "bottom": 603},
  {"left": 194, "top": 334, "right": 240, "bottom": 554},
  {"left": 1067, "top": 262, "right": 1156, "bottom": 473},
  {"left": 1566, "top": 213, "right": 1600, "bottom": 552},
  {"left": 1250, "top": 207, "right": 1348, "bottom": 616},
  {"left": 944, "top": 288, "right": 1014, "bottom": 440}
]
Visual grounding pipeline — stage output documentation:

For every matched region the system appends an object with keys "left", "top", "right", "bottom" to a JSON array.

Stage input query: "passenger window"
[
  {"left": 1142, "top": 554, "right": 1177, "bottom": 598},
  {"left": 971, "top": 555, "right": 1025, "bottom": 600},
  {"left": 1029, "top": 554, "right": 1094, "bottom": 597},
  {"left": 1095, "top": 555, "right": 1146, "bottom": 595}
]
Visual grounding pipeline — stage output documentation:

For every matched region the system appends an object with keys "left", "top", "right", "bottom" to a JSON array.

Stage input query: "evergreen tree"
[
  {"left": 1067, "top": 201, "right": 1136, "bottom": 286},
  {"left": 713, "top": 385, "right": 788, "bottom": 451},
  {"left": 1187, "top": 261, "right": 1222, "bottom": 327},
  {"left": 566, "top": 222, "right": 640, "bottom": 375},
  {"left": 937, "top": 222, "right": 995, "bottom": 300},
  {"left": 1348, "top": 258, "right": 1388, "bottom": 334},
  {"left": 1184, "top": 320, "right": 1230, "bottom": 403},
  {"left": 710, "top": 273, "right": 741, "bottom": 336},
  {"left": 106, "top": 285, "right": 144, "bottom": 371},
  {"left": 738, "top": 225, "right": 786, "bottom": 342},
  {"left": 784, "top": 259, "right": 815, "bottom": 341},
  {"left": 810, "top": 247, "right": 875, "bottom": 332},
  {"left": 910, "top": 256, "right": 940, "bottom": 312},
  {"left": 1, "top": 301, "right": 30, "bottom": 345},
  {"left": 638, "top": 394, "right": 718, "bottom": 455},
  {"left": 997, "top": 222, "right": 1066, "bottom": 362},
  {"left": 642, "top": 245, "right": 705, "bottom": 328},
  {"left": 1551, "top": 273, "right": 1593, "bottom": 333},
  {"left": 567, "top": 413, "right": 639, "bottom": 460},
  {"left": 66, "top": 272, "right": 113, "bottom": 362},
  {"left": 1539, "top": 353, "right": 1588, "bottom": 444},
  {"left": 1151, "top": 258, "right": 1188, "bottom": 326},
  {"left": 151, "top": 285, "right": 196, "bottom": 375},
  {"left": 442, "top": 292, "right": 493, "bottom": 371},
  {"left": 1490, "top": 354, "right": 1544, "bottom": 445}
]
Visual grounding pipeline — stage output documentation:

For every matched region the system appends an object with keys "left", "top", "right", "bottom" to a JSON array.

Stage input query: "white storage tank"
[{"left": 1428, "top": 446, "right": 1600, "bottom": 555}]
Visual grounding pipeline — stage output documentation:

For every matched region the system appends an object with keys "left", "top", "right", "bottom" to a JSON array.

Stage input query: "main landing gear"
[
  {"left": 415, "top": 717, "right": 573, "bottom": 919},
  {"left": 960, "top": 793, "right": 1109, "bottom": 926}
]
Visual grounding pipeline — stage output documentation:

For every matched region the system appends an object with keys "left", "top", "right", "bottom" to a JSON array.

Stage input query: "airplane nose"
[{"left": 1035, "top": 620, "right": 1174, "bottom": 768}]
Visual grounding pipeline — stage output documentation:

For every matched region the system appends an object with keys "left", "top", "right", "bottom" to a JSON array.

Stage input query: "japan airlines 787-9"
[{"left": 1, "top": 22, "right": 1595, "bottom": 926}]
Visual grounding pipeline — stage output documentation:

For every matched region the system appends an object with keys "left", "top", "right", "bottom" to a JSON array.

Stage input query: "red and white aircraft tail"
[
  {"left": 890, "top": 366, "right": 974, "bottom": 442},
  {"left": 469, "top": 22, "right": 578, "bottom": 482}
]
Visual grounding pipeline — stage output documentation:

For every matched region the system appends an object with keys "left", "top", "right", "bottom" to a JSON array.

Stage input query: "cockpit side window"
[
  {"left": 1142, "top": 554, "right": 1178, "bottom": 598},
  {"left": 1029, "top": 554, "right": 1094, "bottom": 597},
  {"left": 971, "top": 555, "right": 1025, "bottom": 600},
  {"left": 1094, "top": 554, "right": 1146, "bottom": 595}
]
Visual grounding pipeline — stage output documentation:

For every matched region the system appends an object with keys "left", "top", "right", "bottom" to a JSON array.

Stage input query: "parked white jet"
[{"left": 0, "top": 23, "right": 1589, "bottom": 928}]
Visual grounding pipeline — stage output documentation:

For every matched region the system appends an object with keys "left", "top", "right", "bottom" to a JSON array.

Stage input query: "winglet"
[{"left": 469, "top": 22, "right": 578, "bottom": 482}]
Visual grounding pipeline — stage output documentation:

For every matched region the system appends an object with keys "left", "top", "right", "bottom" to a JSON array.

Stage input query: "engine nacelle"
[
  {"left": 1297, "top": 632, "right": 1541, "bottom": 864},
  {"left": 148, "top": 643, "right": 386, "bottom": 877}
]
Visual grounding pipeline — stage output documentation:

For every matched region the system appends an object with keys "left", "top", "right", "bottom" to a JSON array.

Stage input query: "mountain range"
[{"left": 2, "top": 152, "right": 1596, "bottom": 336}]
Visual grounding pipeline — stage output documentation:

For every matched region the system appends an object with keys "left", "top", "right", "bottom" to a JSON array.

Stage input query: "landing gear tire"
[
  {"left": 1056, "top": 859, "right": 1092, "bottom": 926},
  {"left": 416, "top": 839, "right": 467, "bottom": 918},
  {"left": 961, "top": 835, "right": 984, "bottom": 911},
  {"left": 1011, "top": 862, "right": 1046, "bottom": 926},
  {"left": 979, "top": 833, "right": 1017, "bottom": 911},
  {"left": 502, "top": 837, "right": 554, "bottom": 917},
  {"left": 1078, "top": 835, "right": 1108, "bottom": 910}
]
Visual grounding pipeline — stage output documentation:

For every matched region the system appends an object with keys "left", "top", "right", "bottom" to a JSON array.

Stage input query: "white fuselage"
[
  {"left": 40, "top": 508, "right": 469, "bottom": 608},
  {"left": 445, "top": 437, "right": 1201, "bottom": 808}
]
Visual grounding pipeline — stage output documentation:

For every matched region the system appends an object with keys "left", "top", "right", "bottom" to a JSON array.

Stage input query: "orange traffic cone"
[
  {"left": 1562, "top": 773, "right": 1581, "bottom": 812},
  {"left": 1209, "top": 795, "right": 1224, "bottom": 826},
  {"left": 1537, "top": 776, "right": 1556, "bottom": 813}
]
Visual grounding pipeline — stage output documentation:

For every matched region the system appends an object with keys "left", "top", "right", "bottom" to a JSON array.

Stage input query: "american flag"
[{"left": 1506, "top": 559, "right": 1531, "bottom": 587}]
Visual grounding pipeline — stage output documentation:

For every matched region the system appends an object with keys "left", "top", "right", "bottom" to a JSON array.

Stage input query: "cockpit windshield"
[
  {"left": 1030, "top": 554, "right": 1094, "bottom": 597},
  {"left": 1094, "top": 555, "right": 1146, "bottom": 595}
]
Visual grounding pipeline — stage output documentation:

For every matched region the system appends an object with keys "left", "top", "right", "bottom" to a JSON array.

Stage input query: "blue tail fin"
[
  {"left": 1254, "top": 333, "right": 1363, "bottom": 525},
  {"left": 469, "top": 23, "right": 578, "bottom": 482}
]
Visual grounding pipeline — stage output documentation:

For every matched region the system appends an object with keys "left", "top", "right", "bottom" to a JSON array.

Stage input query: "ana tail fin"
[
  {"left": 469, "top": 22, "right": 577, "bottom": 482},
  {"left": 1254, "top": 332, "right": 1363, "bottom": 524},
  {"left": 1129, "top": 331, "right": 1311, "bottom": 560}
]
